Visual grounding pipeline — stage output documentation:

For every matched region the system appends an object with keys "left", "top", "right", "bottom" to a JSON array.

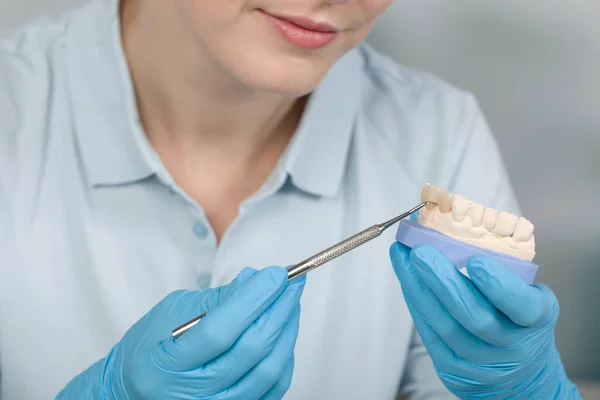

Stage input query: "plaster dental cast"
[{"left": 0, "top": 0, "right": 582, "bottom": 398}]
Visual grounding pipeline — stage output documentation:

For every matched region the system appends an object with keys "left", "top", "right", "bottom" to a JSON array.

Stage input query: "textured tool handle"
[
  {"left": 286, "top": 225, "right": 381, "bottom": 280},
  {"left": 305, "top": 225, "right": 381, "bottom": 267}
]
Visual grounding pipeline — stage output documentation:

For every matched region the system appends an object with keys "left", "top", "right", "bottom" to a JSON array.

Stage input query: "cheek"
[
  {"left": 363, "top": 0, "right": 394, "bottom": 22},
  {"left": 349, "top": 20, "right": 377, "bottom": 44},
  {"left": 346, "top": 0, "right": 393, "bottom": 44},
  {"left": 178, "top": 0, "right": 244, "bottom": 33}
]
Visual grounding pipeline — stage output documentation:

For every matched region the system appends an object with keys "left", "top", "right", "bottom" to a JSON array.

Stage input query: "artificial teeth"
[
  {"left": 513, "top": 217, "right": 535, "bottom": 242},
  {"left": 438, "top": 190, "right": 453, "bottom": 213},
  {"left": 422, "top": 184, "right": 441, "bottom": 209},
  {"left": 494, "top": 212, "right": 519, "bottom": 237},
  {"left": 416, "top": 183, "right": 536, "bottom": 261},
  {"left": 470, "top": 203, "right": 485, "bottom": 227},
  {"left": 420, "top": 184, "right": 430, "bottom": 203},
  {"left": 451, "top": 195, "right": 471, "bottom": 222},
  {"left": 482, "top": 208, "right": 498, "bottom": 230}
]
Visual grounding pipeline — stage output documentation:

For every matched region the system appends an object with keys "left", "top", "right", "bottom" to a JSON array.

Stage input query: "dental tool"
[{"left": 171, "top": 201, "right": 433, "bottom": 338}]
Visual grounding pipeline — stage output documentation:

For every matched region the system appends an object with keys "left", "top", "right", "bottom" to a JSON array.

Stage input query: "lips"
[{"left": 259, "top": 10, "right": 339, "bottom": 50}]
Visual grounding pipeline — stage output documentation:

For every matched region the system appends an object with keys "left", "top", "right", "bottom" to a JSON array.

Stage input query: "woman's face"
[{"left": 170, "top": 0, "right": 392, "bottom": 96}]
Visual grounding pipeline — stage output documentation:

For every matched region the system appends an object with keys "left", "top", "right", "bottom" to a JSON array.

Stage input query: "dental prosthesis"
[{"left": 395, "top": 184, "right": 539, "bottom": 284}]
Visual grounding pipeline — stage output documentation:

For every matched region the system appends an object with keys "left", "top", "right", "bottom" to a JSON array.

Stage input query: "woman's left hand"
[{"left": 389, "top": 242, "right": 581, "bottom": 399}]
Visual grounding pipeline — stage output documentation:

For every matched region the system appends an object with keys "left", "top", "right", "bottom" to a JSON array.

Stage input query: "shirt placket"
[{"left": 210, "top": 164, "right": 289, "bottom": 286}]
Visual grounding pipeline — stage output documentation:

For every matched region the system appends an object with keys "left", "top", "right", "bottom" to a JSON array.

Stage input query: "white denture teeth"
[
  {"left": 438, "top": 190, "right": 453, "bottom": 213},
  {"left": 470, "top": 203, "right": 485, "bottom": 227},
  {"left": 416, "top": 183, "right": 536, "bottom": 261},
  {"left": 422, "top": 183, "right": 441, "bottom": 209},
  {"left": 420, "top": 184, "right": 429, "bottom": 202},
  {"left": 482, "top": 208, "right": 498, "bottom": 230},
  {"left": 513, "top": 217, "right": 535, "bottom": 242},
  {"left": 451, "top": 195, "right": 471, "bottom": 222},
  {"left": 494, "top": 212, "right": 519, "bottom": 237}
]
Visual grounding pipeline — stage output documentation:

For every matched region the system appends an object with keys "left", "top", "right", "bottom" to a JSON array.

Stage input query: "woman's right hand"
[{"left": 57, "top": 266, "right": 305, "bottom": 400}]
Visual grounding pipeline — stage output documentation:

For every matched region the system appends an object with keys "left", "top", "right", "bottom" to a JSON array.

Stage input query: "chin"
[
  {"left": 245, "top": 66, "right": 329, "bottom": 97},
  {"left": 223, "top": 46, "right": 343, "bottom": 97}
]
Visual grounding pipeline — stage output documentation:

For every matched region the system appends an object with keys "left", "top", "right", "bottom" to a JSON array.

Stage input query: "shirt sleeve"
[{"left": 397, "top": 91, "right": 521, "bottom": 399}]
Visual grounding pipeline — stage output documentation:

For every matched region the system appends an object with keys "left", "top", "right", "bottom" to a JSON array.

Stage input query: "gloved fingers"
[
  {"left": 160, "top": 268, "right": 259, "bottom": 333},
  {"left": 159, "top": 266, "right": 290, "bottom": 371},
  {"left": 409, "top": 245, "right": 520, "bottom": 347},
  {"left": 467, "top": 256, "right": 559, "bottom": 327},
  {"left": 207, "top": 305, "right": 301, "bottom": 400},
  {"left": 260, "top": 356, "right": 295, "bottom": 400},
  {"left": 403, "top": 293, "right": 503, "bottom": 390},
  {"left": 390, "top": 243, "right": 502, "bottom": 364},
  {"left": 402, "top": 292, "right": 468, "bottom": 377},
  {"left": 192, "top": 278, "right": 305, "bottom": 395},
  {"left": 214, "top": 267, "right": 259, "bottom": 304}
]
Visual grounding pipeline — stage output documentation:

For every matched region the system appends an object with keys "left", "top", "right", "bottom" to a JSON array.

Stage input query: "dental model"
[
  {"left": 395, "top": 183, "right": 539, "bottom": 283},
  {"left": 417, "top": 184, "right": 536, "bottom": 261}
]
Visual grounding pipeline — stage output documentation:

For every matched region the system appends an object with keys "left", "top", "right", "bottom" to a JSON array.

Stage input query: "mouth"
[{"left": 258, "top": 10, "right": 340, "bottom": 50}]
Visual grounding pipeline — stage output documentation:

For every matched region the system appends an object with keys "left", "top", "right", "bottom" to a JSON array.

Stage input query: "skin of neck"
[{"left": 120, "top": 0, "right": 305, "bottom": 165}]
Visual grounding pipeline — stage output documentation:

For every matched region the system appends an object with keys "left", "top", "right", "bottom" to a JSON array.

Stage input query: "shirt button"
[
  {"left": 192, "top": 223, "right": 209, "bottom": 239},
  {"left": 197, "top": 273, "right": 212, "bottom": 289},
  {"left": 168, "top": 186, "right": 176, "bottom": 195}
]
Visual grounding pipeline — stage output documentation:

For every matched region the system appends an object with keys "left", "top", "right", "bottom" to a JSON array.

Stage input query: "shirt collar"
[
  {"left": 282, "top": 49, "right": 363, "bottom": 197},
  {"left": 67, "top": 0, "right": 363, "bottom": 195},
  {"left": 67, "top": 0, "right": 156, "bottom": 187}
]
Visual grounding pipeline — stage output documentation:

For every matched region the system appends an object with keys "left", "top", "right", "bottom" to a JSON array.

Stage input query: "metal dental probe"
[{"left": 171, "top": 201, "right": 434, "bottom": 338}]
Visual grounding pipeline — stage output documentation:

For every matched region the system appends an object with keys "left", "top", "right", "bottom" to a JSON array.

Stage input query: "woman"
[{"left": 0, "top": 0, "right": 581, "bottom": 399}]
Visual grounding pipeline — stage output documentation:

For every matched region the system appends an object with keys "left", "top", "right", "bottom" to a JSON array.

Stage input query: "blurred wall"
[{"left": 1, "top": 0, "right": 598, "bottom": 381}]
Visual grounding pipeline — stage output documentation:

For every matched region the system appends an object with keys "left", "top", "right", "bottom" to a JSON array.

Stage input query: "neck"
[{"left": 120, "top": 0, "right": 304, "bottom": 161}]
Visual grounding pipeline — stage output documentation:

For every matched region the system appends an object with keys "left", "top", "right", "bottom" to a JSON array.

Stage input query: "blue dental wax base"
[{"left": 395, "top": 220, "right": 539, "bottom": 284}]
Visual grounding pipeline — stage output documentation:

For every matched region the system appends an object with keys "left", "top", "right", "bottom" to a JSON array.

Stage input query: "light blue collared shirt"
[{"left": 0, "top": 1, "right": 519, "bottom": 399}]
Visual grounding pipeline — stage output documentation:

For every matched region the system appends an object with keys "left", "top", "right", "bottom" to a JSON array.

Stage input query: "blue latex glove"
[
  {"left": 390, "top": 242, "right": 581, "bottom": 399},
  {"left": 57, "top": 266, "right": 306, "bottom": 400}
]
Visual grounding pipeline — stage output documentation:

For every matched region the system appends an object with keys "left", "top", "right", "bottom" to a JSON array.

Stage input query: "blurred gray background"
[{"left": 1, "top": 0, "right": 598, "bottom": 390}]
